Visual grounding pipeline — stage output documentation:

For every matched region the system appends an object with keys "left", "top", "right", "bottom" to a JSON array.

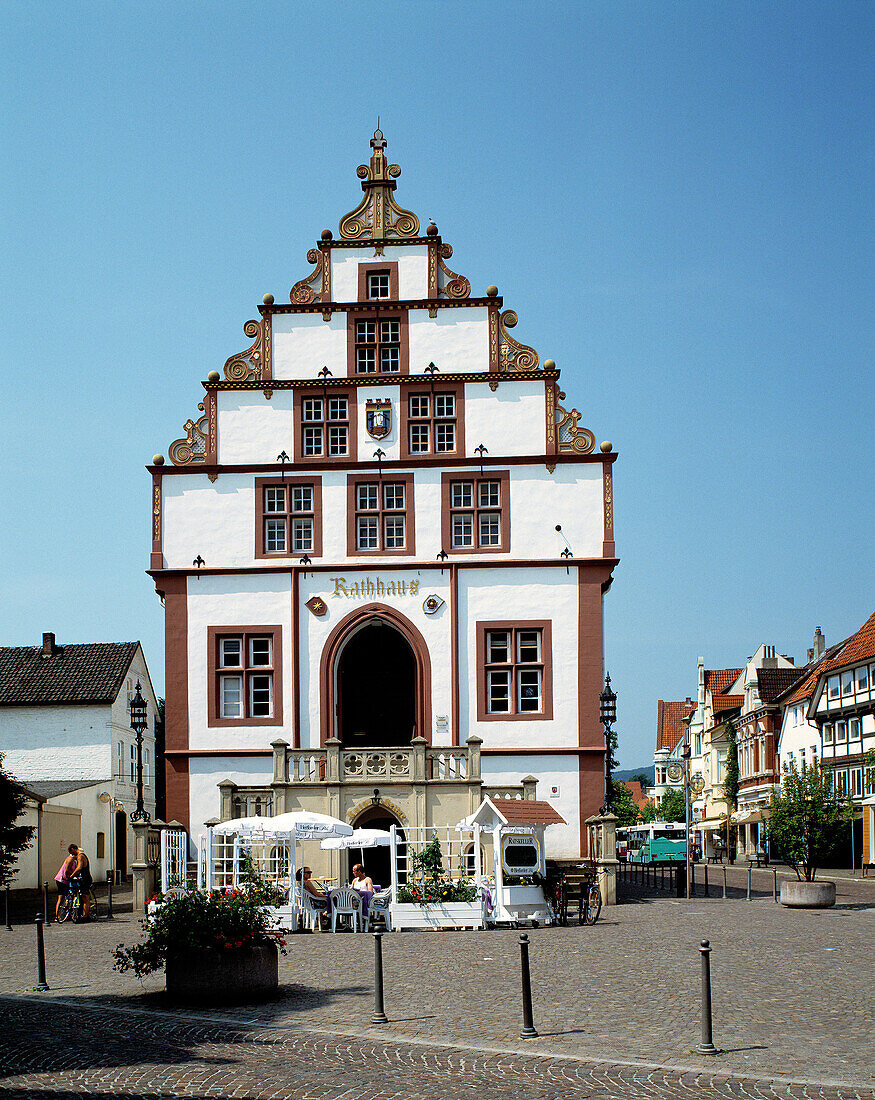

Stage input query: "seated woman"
[
  {"left": 349, "top": 864, "right": 375, "bottom": 893},
  {"left": 296, "top": 867, "right": 327, "bottom": 899}
]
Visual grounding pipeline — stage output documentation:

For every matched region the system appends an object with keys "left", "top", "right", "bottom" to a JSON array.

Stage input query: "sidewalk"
[{"left": 1, "top": 875, "right": 873, "bottom": 1094}]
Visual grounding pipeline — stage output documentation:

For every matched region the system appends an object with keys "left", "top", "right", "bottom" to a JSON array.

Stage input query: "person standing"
[{"left": 71, "top": 846, "right": 93, "bottom": 920}]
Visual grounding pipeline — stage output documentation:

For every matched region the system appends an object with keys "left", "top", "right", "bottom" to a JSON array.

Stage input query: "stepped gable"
[{"left": 0, "top": 641, "right": 138, "bottom": 705}]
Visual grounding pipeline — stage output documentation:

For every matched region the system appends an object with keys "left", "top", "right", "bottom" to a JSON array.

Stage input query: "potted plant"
[
  {"left": 114, "top": 873, "right": 286, "bottom": 1002},
  {"left": 768, "top": 759, "right": 851, "bottom": 908},
  {"left": 393, "top": 837, "right": 484, "bottom": 930}
]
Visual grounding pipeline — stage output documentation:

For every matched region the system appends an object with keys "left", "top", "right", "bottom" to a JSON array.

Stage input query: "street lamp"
[
  {"left": 599, "top": 673, "right": 617, "bottom": 814},
  {"left": 129, "top": 681, "right": 151, "bottom": 823}
]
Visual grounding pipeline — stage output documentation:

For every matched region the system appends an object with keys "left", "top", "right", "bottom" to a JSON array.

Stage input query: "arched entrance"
[
  {"left": 349, "top": 804, "right": 404, "bottom": 891},
  {"left": 320, "top": 604, "right": 432, "bottom": 746},
  {"left": 339, "top": 621, "right": 415, "bottom": 746}
]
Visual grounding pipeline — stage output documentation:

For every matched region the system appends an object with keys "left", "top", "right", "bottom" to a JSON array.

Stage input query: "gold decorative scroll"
[
  {"left": 555, "top": 391, "right": 596, "bottom": 455},
  {"left": 223, "top": 318, "right": 269, "bottom": 381},
  {"left": 546, "top": 383, "right": 556, "bottom": 447},
  {"left": 498, "top": 310, "right": 539, "bottom": 371},
  {"left": 168, "top": 402, "right": 210, "bottom": 465},
  {"left": 339, "top": 129, "right": 420, "bottom": 240},
  {"left": 604, "top": 464, "right": 614, "bottom": 530},
  {"left": 437, "top": 244, "right": 471, "bottom": 299},
  {"left": 290, "top": 249, "right": 326, "bottom": 304},
  {"left": 152, "top": 481, "right": 161, "bottom": 541}
]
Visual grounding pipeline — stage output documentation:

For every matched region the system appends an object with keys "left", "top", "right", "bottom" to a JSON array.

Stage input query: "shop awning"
[
  {"left": 732, "top": 807, "right": 771, "bottom": 824},
  {"left": 694, "top": 816, "right": 726, "bottom": 831}
]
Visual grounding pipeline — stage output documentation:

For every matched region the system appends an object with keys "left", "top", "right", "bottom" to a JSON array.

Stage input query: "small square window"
[
  {"left": 410, "top": 424, "right": 430, "bottom": 452},
  {"left": 291, "top": 486, "right": 312, "bottom": 513},
  {"left": 384, "top": 483, "right": 405, "bottom": 510},
  {"left": 292, "top": 517, "right": 313, "bottom": 551},
  {"left": 357, "top": 484, "right": 379, "bottom": 511},
  {"left": 452, "top": 513, "right": 473, "bottom": 547},
  {"left": 478, "top": 481, "right": 500, "bottom": 507},
  {"left": 328, "top": 425, "right": 348, "bottom": 456},
  {"left": 410, "top": 395, "right": 429, "bottom": 418},
  {"left": 435, "top": 423, "right": 455, "bottom": 452},
  {"left": 265, "top": 487, "right": 286, "bottom": 513},
  {"left": 486, "top": 631, "right": 510, "bottom": 663},
  {"left": 303, "top": 426, "right": 323, "bottom": 456},
  {"left": 328, "top": 397, "right": 348, "bottom": 421},
  {"left": 367, "top": 272, "right": 390, "bottom": 299},
  {"left": 384, "top": 515, "right": 405, "bottom": 549},
  {"left": 452, "top": 482, "right": 473, "bottom": 508},
  {"left": 265, "top": 518, "right": 286, "bottom": 553},
  {"left": 435, "top": 394, "right": 455, "bottom": 418},
  {"left": 357, "top": 515, "right": 379, "bottom": 549},
  {"left": 517, "top": 631, "right": 541, "bottom": 662},
  {"left": 302, "top": 398, "right": 323, "bottom": 421},
  {"left": 478, "top": 513, "right": 500, "bottom": 546},
  {"left": 250, "top": 637, "right": 272, "bottom": 666}
]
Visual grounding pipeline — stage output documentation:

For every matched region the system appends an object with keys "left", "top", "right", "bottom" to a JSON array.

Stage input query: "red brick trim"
[
  {"left": 254, "top": 477, "right": 323, "bottom": 560},
  {"left": 441, "top": 470, "right": 510, "bottom": 555},
  {"left": 400, "top": 382, "right": 465, "bottom": 460},
  {"left": 346, "top": 472, "right": 416, "bottom": 557},
  {"left": 163, "top": 575, "right": 189, "bottom": 828},
  {"left": 357, "top": 261, "right": 399, "bottom": 301},
  {"left": 207, "top": 626, "right": 283, "bottom": 728},
  {"left": 319, "top": 603, "right": 432, "bottom": 746},
  {"left": 476, "top": 620, "right": 553, "bottom": 722}
]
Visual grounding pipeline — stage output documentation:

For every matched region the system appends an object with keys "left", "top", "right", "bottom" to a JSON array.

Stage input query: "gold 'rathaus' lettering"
[{"left": 329, "top": 577, "right": 420, "bottom": 598}]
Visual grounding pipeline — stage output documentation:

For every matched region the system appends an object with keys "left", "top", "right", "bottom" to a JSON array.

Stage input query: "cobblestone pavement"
[{"left": 0, "top": 875, "right": 873, "bottom": 1099}]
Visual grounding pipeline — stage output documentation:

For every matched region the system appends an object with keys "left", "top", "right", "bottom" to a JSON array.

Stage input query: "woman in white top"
[{"left": 349, "top": 864, "right": 374, "bottom": 892}]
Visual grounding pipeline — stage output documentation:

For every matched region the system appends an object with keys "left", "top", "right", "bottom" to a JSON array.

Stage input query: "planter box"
[
  {"left": 492, "top": 885, "right": 550, "bottom": 925},
  {"left": 780, "top": 880, "right": 836, "bottom": 909},
  {"left": 166, "top": 942, "right": 278, "bottom": 1003},
  {"left": 390, "top": 901, "right": 484, "bottom": 931}
]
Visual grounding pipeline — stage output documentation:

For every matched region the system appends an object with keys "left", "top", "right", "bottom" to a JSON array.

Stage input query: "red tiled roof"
[
  {"left": 657, "top": 699, "right": 696, "bottom": 751},
  {"left": 489, "top": 798, "right": 566, "bottom": 825},
  {"left": 705, "top": 669, "right": 743, "bottom": 695},
  {"left": 780, "top": 614, "right": 874, "bottom": 705},
  {"left": 621, "top": 781, "right": 649, "bottom": 808},
  {"left": 712, "top": 694, "right": 743, "bottom": 714}
]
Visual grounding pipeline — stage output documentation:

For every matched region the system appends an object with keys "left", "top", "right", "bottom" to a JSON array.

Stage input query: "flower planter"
[
  {"left": 779, "top": 880, "right": 836, "bottom": 909},
  {"left": 166, "top": 942, "right": 278, "bottom": 1003},
  {"left": 390, "top": 901, "right": 484, "bottom": 931}
]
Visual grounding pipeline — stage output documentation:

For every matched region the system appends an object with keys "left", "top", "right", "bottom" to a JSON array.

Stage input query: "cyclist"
[
  {"left": 71, "top": 846, "right": 94, "bottom": 920},
  {"left": 54, "top": 844, "right": 78, "bottom": 919}
]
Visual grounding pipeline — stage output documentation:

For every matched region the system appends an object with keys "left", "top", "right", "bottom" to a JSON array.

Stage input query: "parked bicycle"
[
  {"left": 57, "top": 880, "right": 99, "bottom": 923},
  {"left": 576, "top": 866, "right": 602, "bottom": 925},
  {"left": 549, "top": 866, "right": 601, "bottom": 927}
]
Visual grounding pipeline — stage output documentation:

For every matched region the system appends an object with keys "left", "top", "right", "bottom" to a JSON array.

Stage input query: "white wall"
[
  {"left": 219, "top": 390, "right": 294, "bottom": 464},
  {"left": 189, "top": 756, "right": 273, "bottom": 840},
  {"left": 272, "top": 313, "right": 347, "bottom": 381},
  {"left": 1, "top": 705, "right": 112, "bottom": 782},
  {"left": 408, "top": 309, "right": 490, "bottom": 374},
  {"left": 483, "top": 755, "right": 581, "bottom": 859}
]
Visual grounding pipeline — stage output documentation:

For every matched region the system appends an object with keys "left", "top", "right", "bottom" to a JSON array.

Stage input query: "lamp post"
[
  {"left": 599, "top": 673, "right": 617, "bottom": 814},
  {"left": 129, "top": 681, "right": 150, "bottom": 823}
]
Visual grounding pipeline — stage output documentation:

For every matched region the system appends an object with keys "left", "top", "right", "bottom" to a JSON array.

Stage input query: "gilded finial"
[{"left": 339, "top": 130, "right": 420, "bottom": 240}]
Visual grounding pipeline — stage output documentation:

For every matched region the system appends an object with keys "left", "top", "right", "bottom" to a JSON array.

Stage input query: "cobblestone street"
[{"left": 1, "top": 874, "right": 873, "bottom": 1099}]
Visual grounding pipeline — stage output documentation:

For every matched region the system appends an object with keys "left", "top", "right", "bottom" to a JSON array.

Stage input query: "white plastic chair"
[
  {"left": 296, "top": 885, "right": 327, "bottom": 931},
  {"left": 330, "top": 887, "right": 363, "bottom": 932},
  {"left": 365, "top": 888, "right": 392, "bottom": 932}
]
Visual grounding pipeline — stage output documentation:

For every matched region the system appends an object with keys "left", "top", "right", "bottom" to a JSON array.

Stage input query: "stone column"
[
  {"left": 131, "top": 821, "right": 157, "bottom": 914},
  {"left": 412, "top": 736, "right": 428, "bottom": 782},
  {"left": 325, "top": 738, "right": 342, "bottom": 782},
  {"left": 585, "top": 812, "right": 619, "bottom": 906},
  {"left": 521, "top": 775, "right": 538, "bottom": 801},
  {"left": 217, "top": 780, "right": 237, "bottom": 822}
]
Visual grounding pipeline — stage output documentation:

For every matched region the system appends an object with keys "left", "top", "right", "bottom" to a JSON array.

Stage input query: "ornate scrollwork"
[
  {"left": 168, "top": 402, "right": 210, "bottom": 465},
  {"left": 339, "top": 129, "right": 420, "bottom": 240},
  {"left": 290, "top": 248, "right": 325, "bottom": 304},
  {"left": 498, "top": 309, "right": 539, "bottom": 371},
  {"left": 437, "top": 243, "right": 471, "bottom": 299},
  {"left": 223, "top": 318, "right": 269, "bottom": 382},
  {"left": 555, "top": 390, "right": 596, "bottom": 455}
]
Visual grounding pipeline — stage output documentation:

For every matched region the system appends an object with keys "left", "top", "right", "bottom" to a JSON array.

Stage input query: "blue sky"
[{"left": 2, "top": 2, "right": 872, "bottom": 767}]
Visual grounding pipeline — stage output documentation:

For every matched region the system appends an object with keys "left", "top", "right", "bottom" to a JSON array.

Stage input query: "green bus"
[{"left": 625, "top": 822, "right": 686, "bottom": 863}]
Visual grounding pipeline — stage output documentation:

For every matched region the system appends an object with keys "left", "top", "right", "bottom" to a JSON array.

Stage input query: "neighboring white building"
[
  {"left": 0, "top": 632, "right": 159, "bottom": 879},
  {"left": 151, "top": 130, "right": 618, "bottom": 871},
  {"left": 775, "top": 628, "right": 831, "bottom": 777}
]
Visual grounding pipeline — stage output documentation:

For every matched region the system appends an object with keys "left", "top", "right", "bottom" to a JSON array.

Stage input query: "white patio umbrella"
[{"left": 320, "top": 828, "right": 392, "bottom": 851}]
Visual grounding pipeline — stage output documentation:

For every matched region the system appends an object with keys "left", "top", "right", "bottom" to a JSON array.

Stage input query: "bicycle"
[
  {"left": 550, "top": 873, "right": 569, "bottom": 926},
  {"left": 577, "top": 869, "right": 602, "bottom": 926},
  {"left": 57, "top": 881, "right": 99, "bottom": 923}
]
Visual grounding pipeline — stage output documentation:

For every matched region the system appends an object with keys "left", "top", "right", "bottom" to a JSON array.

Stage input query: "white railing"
[
  {"left": 160, "top": 827, "right": 188, "bottom": 894},
  {"left": 389, "top": 823, "right": 481, "bottom": 898}
]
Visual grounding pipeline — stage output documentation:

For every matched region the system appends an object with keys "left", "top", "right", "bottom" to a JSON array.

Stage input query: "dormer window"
[{"left": 357, "top": 261, "right": 398, "bottom": 301}]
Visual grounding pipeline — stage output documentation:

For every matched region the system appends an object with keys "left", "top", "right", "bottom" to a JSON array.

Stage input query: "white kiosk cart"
[{"left": 466, "top": 797, "right": 566, "bottom": 926}]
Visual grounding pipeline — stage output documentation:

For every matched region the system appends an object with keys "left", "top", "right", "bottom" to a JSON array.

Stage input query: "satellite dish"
[{"left": 98, "top": 792, "right": 112, "bottom": 804}]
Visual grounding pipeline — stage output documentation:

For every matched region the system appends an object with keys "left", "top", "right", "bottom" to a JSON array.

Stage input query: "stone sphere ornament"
[
  {"left": 152, "top": 454, "right": 164, "bottom": 466},
  {"left": 600, "top": 441, "right": 613, "bottom": 453},
  {"left": 543, "top": 359, "right": 555, "bottom": 370},
  {"left": 321, "top": 229, "right": 333, "bottom": 240},
  {"left": 426, "top": 221, "right": 438, "bottom": 236},
  {"left": 486, "top": 286, "right": 498, "bottom": 297},
  {"left": 263, "top": 293, "right": 275, "bottom": 305},
  {"left": 207, "top": 371, "right": 220, "bottom": 382}
]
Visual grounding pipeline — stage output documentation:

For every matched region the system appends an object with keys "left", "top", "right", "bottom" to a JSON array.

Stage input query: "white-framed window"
[
  {"left": 117, "top": 741, "right": 124, "bottom": 784},
  {"left": 835, "top": 720, "right": 847, "bottom": 743},
  {"left": 851, "top": 768, "right": 863, "bottom": 798},
  {"left": 355, "top": 318, "right": 401, "bottom": 373},
  {"left": 144, "top": 749, "right": 151, "bottom": 787},
  {"left": 827, "top": 675, "right": 840, "bottom": 700},
  {"left": 483, "top": 626, "right": 545, "bottom": 715},
  {"left": 836, "top": 770, "right": 849, "bottom": 796},
  {"left": 823, "top": 723, "right": 834, "bottom": 744},
  {"left": 367, "top": 272, "right": 390, "bottom": 299},
  {"left": 407, "top": 392, "right": 457, "bottom": 455},
  {"left": 849, "top": 717, "right": 861, "bottom": 741},
  {"left": 855, "top": 665, "right": 869, "bottom": 692},
  {"left": 448, "top": 477, "right": 505, "bottom": 549},
  {"left": 129, "top": 745, "right": 135, "bottom": 783},
  {"left": 841, "top": 670, "right": 854, "bottom": 696},
  {"left": 353, "top": 480, "right": 409, "bottom": 552},
  {"left": 216, "top": 633, "right": 275, "bottom": 719}
]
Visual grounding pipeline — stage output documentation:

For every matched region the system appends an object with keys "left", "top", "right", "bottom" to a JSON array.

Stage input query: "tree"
[
  {"left": 638, "top": 799, "right": 659, "bottom": 823},
  {"left": 722, "top": 719, "right": 739, "bottom": 812},
  {"left": 604, "top": 725, "right": 619, "bottom": 810},
  {"left": 610, "top": 782, "right": 641, "bottom": 827},
  {"left": 0, "top": 753, "right": 36, "bottom": 888},
  {"left": 659, "top": 786, "right": 686, "bottom": 823},
  {"left": 767, "top": 759, "right": 851, "bottom": 881}
]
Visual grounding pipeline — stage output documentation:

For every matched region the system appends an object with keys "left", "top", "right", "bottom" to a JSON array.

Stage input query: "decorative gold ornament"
[
  {"left": 152, "top": 482, "right": 161, "bottom": 540},
  {"left": 437, "top": 243, "right": 471, "bottom": 299},
  {"left": 223, "top": 318, "right": 271, "bottom": 382},
  {"left": 498, "top": 309, "right": 539, "bottom": 371},
  {"left": 555, "top": 393, "right": 596, "bottom": 455},
  {"left": 546, "top": 463, "right": 556, "bottom": 474},
  {"left": 339, "top": 129, "right": 420, "bottom": 240},
  {"left": 290, "top": 249, "right": 327, "bottom": 304},
  {"left": 168, "top": 408, "right": 210, "bottom": 465},
  {"left": 604, "top": 465, "right": 613, "bottom": 529}
]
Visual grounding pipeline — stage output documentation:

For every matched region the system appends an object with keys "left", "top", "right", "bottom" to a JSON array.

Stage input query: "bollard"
[
  {"left": 690, "top": 864, "right": 695, "bottom": 897},
  {"left": 722, "top": 866, "right": 727, "bottom": 899},
  {"left": 371, "top": 932, "right": 388, "bottom": 1024},
  {"left": 5, "top": 885, "right": 12, "bottom": 931},
  {"left": 747, "top": 866, "right": 752, "bottom": 901},
  {"left": 773, "top": 867, "right": 778, "bottom": 904},
  {"left": 675, "top": 863, "right": 686, "bottom": 898},
  {"left": 106, "top": 871, "right": 114, "bottom": 921},
  {"left": 35, "top": 914, "right": 49, "bottom": 990},
  {"left": 43, "top": 881, "right": 51, "bottom": 925},
  {"left": 704, "top": 865, "right": 709, "bottom": 898},
  {"left": 518, "top": 933, "right": 538, "bottom": 1038},
  {"left": 697, "top": 940, "right": 718, "bottom": 1054}
]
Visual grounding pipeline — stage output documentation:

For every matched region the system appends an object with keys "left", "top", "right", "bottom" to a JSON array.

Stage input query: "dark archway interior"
[
  {"left": 338, "top": 621, "right": 416, "bottom": 747},
  {"left": 347, "top": 807, "right": 405, "bottom": 890}
]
